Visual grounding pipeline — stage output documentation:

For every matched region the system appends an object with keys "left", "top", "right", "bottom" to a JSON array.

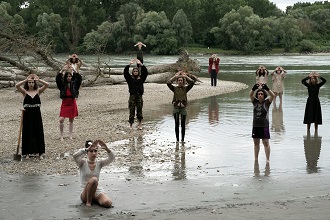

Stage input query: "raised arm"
[
  {"left": 136, "top": 59, "right": 148, "bottom": 82},
  {"left": 34, "top": 74, "right": 49, "bottom": 94},
  {"left": 184, "top": 73, "right": 195, "bottom": 92},
  {"left": 15, "top": 78, "right": 28, "bottom": 95},
  {"left": 56, "top": 72, "right": 64, "bottom": 90},
  {"left": 95, "top": 140, "right": 115, "bottom": 167},
  {"left": 319, "top": 76, "right": 326, "bottom": 87},
  {"left": 73, "top": 72, "right": 82, "bottom": 89},
  {"left": 250, "top": 83, "right": 259, "bottom": 102},
  {"left": 167, "top": 72, "right": 182, "bottom": 91},
  {"left": 123, "top": 59, "right": 135, "bottom": 81},
  {"left": 262, "top": 84, "right": 275, "bottom": 103},
  {"left": 72, "top": 148, "right": 87, "bottom": 167},
  {"left": 301, "top": 76, "right": 310, "bottom": 87}
]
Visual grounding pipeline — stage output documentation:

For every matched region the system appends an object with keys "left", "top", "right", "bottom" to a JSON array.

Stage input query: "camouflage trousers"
[{"left": 128, "top": 94, "right": 143, "bottom": 125}]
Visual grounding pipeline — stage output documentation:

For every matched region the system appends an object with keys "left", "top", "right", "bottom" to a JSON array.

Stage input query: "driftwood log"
[{"left": 0, "top": 49, "right": 201, "bottom": 89}]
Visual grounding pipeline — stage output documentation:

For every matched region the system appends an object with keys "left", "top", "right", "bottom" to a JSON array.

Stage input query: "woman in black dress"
[
  {"left": 302, "top": 71, "right": 326, "bottom": 132},
  {"left": 15, "top": 73, "right": 49, "bottom": 159}
]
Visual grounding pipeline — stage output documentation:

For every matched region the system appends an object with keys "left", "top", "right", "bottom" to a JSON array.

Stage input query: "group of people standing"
[
  {"left": 15, "top": 46, "right": 327, "bottom": 208},
  {"left": 250, "top": 64, "right": 326, "bottom": 164}
]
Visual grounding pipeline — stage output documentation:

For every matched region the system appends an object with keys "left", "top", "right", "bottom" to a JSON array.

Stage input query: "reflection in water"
[
  {"left": 271, "top": 101, "right": 285, "bottom": 133},
  {"left": 304, "top": 131, "right": 322, "bottom": 174},
  {"left": 253, "top": 160, "right": 270, "bottom": 177},
  {"left": 172, "top": 143, "right": 186, "bottom": 180},
  {"left": 208, "top": 96, "right": 219, "bottom": 125},
  {"left": 128, "top": 135, "right": 145, "bottom": 176}
]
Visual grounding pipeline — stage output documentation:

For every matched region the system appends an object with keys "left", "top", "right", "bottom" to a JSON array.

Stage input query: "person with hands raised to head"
[
  {"left": 249, "top": 82, "right": 275, "bottom": 163},
  {"left": 271, "top": 66, "right": 287, "bottom": 104},
  {"left": 64, "top": 54, "right": 82, "bottom": 73},
  {"left": 208, "top": 54, "right": 220, "bottom": 86},
  {"left": 302, "top": 71, "right": 326, "bottom": 132},
  {"left": 56, "top": 68, "right": 82, "bottom": 141},
  {"left": 16, "top": 73, "right": 49, "bottom": 159},
  {"left": 73, "top": 139, "right": 115, "bottom": 208},
  {"left": 167, "top": 71, "right": 195, "bottom": 143},
  {"left": 255, "top": 65, "right": 269, "bottom": 85},
  {"left": 134, "top": 42, "right": 146, "bottom": 68},
  {"left": 123, "top": 59, "right": 148, "bottom": 129}
]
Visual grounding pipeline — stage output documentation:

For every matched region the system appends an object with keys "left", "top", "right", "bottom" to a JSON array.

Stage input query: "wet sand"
[
  {"left": 1, "top": 78, "right": 330, "bottom": 219},
  {"left": 1, "top": 171, "right": 330, "bottom": 219}
]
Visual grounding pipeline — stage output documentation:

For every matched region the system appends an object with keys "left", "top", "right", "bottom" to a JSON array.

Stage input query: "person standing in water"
[
  {"left": 302, "top": 71, "right": 326, "bottom": 132},
  {"left": 167, "top": 71, "right": 195, "bottom": 143},
  {"left": 249, "top": 83, "right": 275, "bottom": 163},
  {"left": 271, "top": 66, "right": 287, "bottom": 104}
]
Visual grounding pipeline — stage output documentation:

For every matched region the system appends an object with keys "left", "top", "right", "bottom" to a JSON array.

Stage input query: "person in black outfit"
[
  {"left": 302, "top": 71, "right": 326, "bottom": 132},
  {"left": 123, "top": 59, "right": 148, "bottom": 129},
  {"left": 134, "top": 42, "right": 146, "bottom": 68},
  {"left": 15, "top": 73, "right": 49, "bottom": 159},
  {"left": 249, "top": 83, "right": 275, "bottom": 162}
]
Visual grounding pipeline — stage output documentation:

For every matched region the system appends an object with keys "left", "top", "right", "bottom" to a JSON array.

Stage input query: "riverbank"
[
  {"left": 1, "top": 170, "right": 330, "bottom": 219},
  {"left": 0, "top": 78, "right": 248, "bottom": 175}
]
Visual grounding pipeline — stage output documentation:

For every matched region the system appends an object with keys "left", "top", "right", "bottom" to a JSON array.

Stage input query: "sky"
[{"left": 270, "top": 0, "right": 319, "bottom": 11}]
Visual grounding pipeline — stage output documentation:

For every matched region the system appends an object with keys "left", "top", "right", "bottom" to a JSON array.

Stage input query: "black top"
[
  {"left": 123, "top": 65, "right": 148, "bottom": 95},
  {"left": 56, "top": 72, "right": 82, "bottom": 99}
]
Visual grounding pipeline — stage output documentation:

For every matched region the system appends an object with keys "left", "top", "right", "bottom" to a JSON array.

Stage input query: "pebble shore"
[{"left": 0, "top": 78, "right": 248, "bottom": 175}]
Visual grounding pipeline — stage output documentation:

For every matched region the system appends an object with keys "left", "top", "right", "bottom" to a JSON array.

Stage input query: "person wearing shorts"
[
  {"left": 73, "top": 140, "right": 115, "bottom": 208},
  {"left": 249, "top": 83, "right": 275, "bottom": 163}
]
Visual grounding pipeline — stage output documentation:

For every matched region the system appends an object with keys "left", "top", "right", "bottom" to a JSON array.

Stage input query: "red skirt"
[{"left": 60, "top": 98, "right": 78, "bottom": 118}]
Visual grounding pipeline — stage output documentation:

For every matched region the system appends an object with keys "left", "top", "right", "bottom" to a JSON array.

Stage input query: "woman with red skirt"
[{"left": 56, "top": 70, "right": 82, "bottom": 141}]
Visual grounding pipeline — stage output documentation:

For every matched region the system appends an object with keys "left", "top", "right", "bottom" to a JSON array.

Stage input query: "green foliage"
[
  {"left": 299, "top": 39, "right": 317, "bottom": 53},
  {"left": 277, "top": 16, "right": 303, "bottom": 52},
  {"left": 171, "top": 9, "right": 193, "bottom": 46},
  {"left": 2, "top": 0, "right": 330, "bottom": 54}
]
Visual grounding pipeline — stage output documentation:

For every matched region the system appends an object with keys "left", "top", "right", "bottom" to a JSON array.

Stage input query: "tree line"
[{"left": 1, "top": 0, "right": 330, "bottom": 55}]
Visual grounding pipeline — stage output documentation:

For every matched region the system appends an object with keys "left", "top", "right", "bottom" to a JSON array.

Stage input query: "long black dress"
[
  {"left": 302, "top": 77, "right": 326, "bottom": 125},
  {"left": 22, "top": 94, "right": 45, "bottom": 156}
]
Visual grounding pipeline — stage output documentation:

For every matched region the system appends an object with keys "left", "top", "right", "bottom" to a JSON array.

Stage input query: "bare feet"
[{"left": 86, "top": 202, "right": 92, "bottom": 207}]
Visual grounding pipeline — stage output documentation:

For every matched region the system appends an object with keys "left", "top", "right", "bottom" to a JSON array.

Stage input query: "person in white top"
[
  {"left": 255, "top": 65, "right": 269, "bottom": 85},
  {"left": 73, "top": 139, "right": 115, "bottom": 208},
  {"left": 271, "top": 66, "right": 287, "bottom": 104}
]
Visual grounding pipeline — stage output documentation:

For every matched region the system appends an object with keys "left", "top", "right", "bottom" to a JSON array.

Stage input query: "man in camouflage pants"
[{"left": 123, "top": 59, "right": 148, "bottom": 129}]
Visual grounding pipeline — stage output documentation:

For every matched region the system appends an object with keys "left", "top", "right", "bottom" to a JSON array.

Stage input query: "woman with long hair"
[
  {"left": 15, "top": 73, "right": 49, "bottom": 158},
  {"left": 56, "top": 70, "right": 82, "bottom": 140},
  {"left": 302, "top": 71, "right": 326, "bottom": 132}
]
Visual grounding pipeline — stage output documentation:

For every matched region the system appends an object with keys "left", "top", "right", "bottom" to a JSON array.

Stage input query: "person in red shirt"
[{"left": 208, "top": 54, "right": 220, "bottom": 86}]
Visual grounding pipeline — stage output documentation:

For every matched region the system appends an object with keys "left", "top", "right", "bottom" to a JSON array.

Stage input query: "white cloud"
[{"left": 270, "top": 0, "right": 319, "bottom": 11}]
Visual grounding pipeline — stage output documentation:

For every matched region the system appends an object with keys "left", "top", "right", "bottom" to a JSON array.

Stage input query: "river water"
[{"left": 98, "top": 54, "right": 330, "bottom": 180}]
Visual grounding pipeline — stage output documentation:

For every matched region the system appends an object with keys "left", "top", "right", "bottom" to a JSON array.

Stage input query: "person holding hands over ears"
[{"left": 73, "top": 139, "right": 115, "bottom": 208}]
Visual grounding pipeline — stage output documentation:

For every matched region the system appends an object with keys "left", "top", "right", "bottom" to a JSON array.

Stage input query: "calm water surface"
[{"left": 104, "top": 55, "right": 330, "bottom": 180}]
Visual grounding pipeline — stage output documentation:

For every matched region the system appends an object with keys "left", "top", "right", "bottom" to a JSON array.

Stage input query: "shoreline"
[{"left": 0, "top": 78, "right": 248, "bottom": 175}]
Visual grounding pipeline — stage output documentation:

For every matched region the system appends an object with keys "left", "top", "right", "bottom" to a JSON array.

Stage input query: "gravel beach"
[{"left": 0, "top": 78, "right": 248, "bottom": 175}]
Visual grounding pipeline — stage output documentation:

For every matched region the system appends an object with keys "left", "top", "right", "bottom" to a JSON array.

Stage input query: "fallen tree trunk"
[{"left": 0, "top": 49, "right": 201, "bottom": 89}]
